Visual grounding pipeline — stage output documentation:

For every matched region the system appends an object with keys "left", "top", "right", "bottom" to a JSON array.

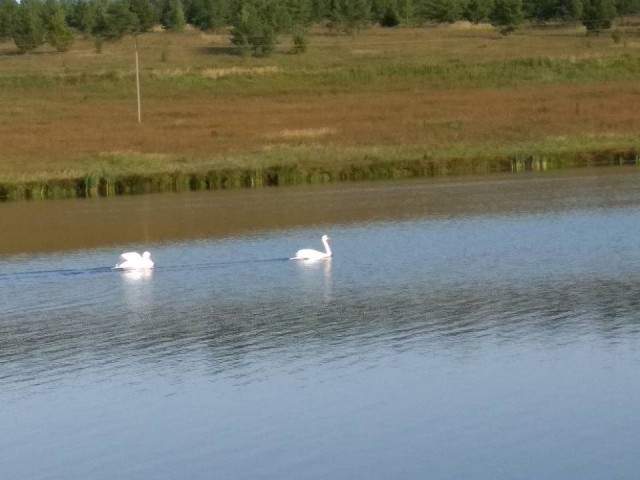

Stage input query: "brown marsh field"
[{"left": 1, "top": 22, "right": 640, "bottom": 199}]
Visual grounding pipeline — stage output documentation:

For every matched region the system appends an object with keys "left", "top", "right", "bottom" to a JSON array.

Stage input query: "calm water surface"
[{"left": 2, "top": 169, "right": 640, "bottom": 479}]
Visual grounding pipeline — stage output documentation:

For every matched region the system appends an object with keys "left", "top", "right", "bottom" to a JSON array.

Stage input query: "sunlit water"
[{"left": 2, "top": 170, "right": 640, "bottom": 479}]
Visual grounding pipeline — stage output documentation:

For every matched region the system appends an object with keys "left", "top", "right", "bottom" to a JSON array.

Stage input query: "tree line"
[{"left": 0, "top": 0, "right": 637, "bottom": 55}]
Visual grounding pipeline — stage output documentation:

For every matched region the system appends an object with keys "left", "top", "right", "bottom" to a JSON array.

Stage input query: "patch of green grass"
[{"left": 4, "top": 55, "right": 640, "bottom": 97}]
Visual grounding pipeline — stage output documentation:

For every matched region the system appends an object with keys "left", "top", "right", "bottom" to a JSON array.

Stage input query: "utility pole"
[{"left": 135, "top": 36, "right": 141, "bottom": 124}]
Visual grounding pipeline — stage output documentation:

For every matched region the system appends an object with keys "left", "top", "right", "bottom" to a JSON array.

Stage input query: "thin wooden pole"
[{"left": 135, "top": 36, "right": 141, "bottom": 124}]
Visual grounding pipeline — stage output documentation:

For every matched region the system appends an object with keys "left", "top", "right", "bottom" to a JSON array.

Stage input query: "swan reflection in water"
[
  {"left": 121, "top": 268, "right": 154, "bottom": 283},
  {"left": 294, "top": 255, "right": 333, "bottom": 302},
  {"left": 119, "top": 267, "right": 154, "bottom": 312}
]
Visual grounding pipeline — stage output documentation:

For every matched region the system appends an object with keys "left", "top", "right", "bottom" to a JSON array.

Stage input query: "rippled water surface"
[{"left": 2, "top": 170, "right": 640, "bottom": 480}]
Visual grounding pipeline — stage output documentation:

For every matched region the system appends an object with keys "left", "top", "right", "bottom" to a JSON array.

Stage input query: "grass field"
[{"left": 1, "top": 21, "right": 640, "bottom": 199}]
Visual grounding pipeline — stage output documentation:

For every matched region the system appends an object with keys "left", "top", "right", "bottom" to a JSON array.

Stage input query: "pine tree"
[
  {"left": 559, "top": 0, "right": 583, "bottom": 22},
  {"left": 399, "top": 0, "right": 414, "bottom": 24},
  {"left": 262, "top": 0, "right": 292, "bottom": 34},
  {"left": 130, "top": 0, "right": 157, "bottom": 32},
  {"left": 92, "top": 0, "right": 139, "bottom": 40},
  {"left": 328, "top": 0, "right": 370, "bottom": 33},
  {"left": 66, "top": 0, "right": 98, "bottom": 36},
  {"left": 287, "top": 0, "right": 312, "bottom": 27},
  {"left": 464, "top": 0, "right": 494, "bottom": 23},
  {"left": 344, "top": 0, "right": 370, "bottom": 32},
  {"left": 310, "top": 0, "right": 331, "bottom": 22},
  {"left": 185, "top": 0, "right": 223, "bottom": 31},
  {"left": 109, "top": 0, "right": 139, "bottom": 37},
  {"left": 372, "top": 0, "right": 400, "bottom": 26},
  {"left": 230, "top": 0, "right": 276, "bottom": 56},
  {"left": 47, "top": 7, "right": 75, "bottom": 51},
  {"left": 327, "top": 0, "right": 346, "bottom": 31},
  {"left": 490, "top": 0, "right": 523, "bottom": 32},
  {"left": 614, "top": 0, "right": 640, "bottom": 14},
  {"left": 523, "top": 0, "right": 558, "bottom": 21},
  {"left": 0, "top": 0, "right": 18, "bottom": 41},
  {"left": 159, "top": 0, "right": 186, "bottom": 31},
  {"left": 582, "top": 0, "right": 617, "bottom": 32},
  {"left": 380, "top": 5, "right": 400, "bottom": 25},
  {"left": 424, "top": 0, "right": 463, "bottom": 22},
  {"left": 12, "top": 1, "right": 46, "bottom": 53}
]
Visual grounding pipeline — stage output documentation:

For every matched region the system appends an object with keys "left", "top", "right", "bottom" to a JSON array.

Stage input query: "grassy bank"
[
  {"left": 1, "top": 23, "right": 640, "bottom": 200},
  {"left": 1, "top": 139, "right": 638, "bottom": 200}
]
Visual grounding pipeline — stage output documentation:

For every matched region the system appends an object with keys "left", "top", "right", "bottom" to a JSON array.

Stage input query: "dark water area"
[
  {"left": 2, "top": 169, "right": 640, "bottom": 479},
  {"left": 2, "top": 167, "right": 640, "bottom": 256}
]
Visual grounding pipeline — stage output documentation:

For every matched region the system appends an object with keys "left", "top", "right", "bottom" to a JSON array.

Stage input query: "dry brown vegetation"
[{"left": 1, "top": 22, "right": 639, "bottom": 193}]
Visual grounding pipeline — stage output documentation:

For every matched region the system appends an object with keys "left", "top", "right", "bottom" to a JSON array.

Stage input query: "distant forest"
[{"left": 0, "top": 0, "right": 638, "bottom": 54}]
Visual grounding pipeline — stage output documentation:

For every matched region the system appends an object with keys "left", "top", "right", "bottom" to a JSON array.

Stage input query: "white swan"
[
  {"left": 291, "top": 235, "right": 332, "bottom": 261},
  {"left": 114, "top": 251, "right": 154, "bottom": 270}
]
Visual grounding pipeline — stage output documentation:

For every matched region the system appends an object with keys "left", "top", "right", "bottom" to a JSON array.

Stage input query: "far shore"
[
  {"left": 2, "top": 23, "right": 640, "bottom": 201},
  {"left": 1, "top": 143, "right": 638, "bottom": 201}
]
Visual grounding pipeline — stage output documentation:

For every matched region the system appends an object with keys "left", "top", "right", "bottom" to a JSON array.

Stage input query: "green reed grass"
[{"left": 1, "top": 139, "right": 638, "bottom": 201}]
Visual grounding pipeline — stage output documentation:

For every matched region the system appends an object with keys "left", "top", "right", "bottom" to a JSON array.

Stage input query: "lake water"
[{"left": 2, "top": 169, "right": 640, "bottom": 480}]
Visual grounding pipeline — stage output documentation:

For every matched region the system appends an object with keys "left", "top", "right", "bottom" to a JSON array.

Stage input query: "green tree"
[
  {"left": 310, "top": 0, "right": 331, "bottom": 21},
  {"left": 12, "top": 1, "right": 46, "bottom": 53},
  {"left": 92, "top": 0, "right": 139, "bottom": 40},
  {"left": 615, "top": 0, "right": 640, "bottom": 14},
  {"left": 371, "top": 0, "right": 400, "bottom": 25},
  {"left": 130, "top": 0, "right": 157, "bottom": 32},
  {"left": 559, "top": 0, "right": 583, "bottom": 21},
  {"left": 329, "top": 0, "right": 370, "bottom": 33},
  {"left": 286, "top": 0, "right": 312, "bottom": 28},
  {"left": 185, "top": 0, "right": 229, "bottom": 31},
  {"left": 464, "top": 0, "right": 494, "bottom": 22},
  {"left": 66, "top": 0, "right": 98, "bottom": 36},
  {"left": 47, "top": 6, "right": 75, "bottom": 51},
  {"left": 380, "top": 4, "right": 400, "bottom": 25},
  {"left": 326, "top": 0, "right": 345, "bottom": 30},
  {"left": 582, "top": 0, "right": 617, "bottom": 32},
  {"left": 159, "top": 0, "right": 186, "bottom": 31},
  {"left": 262, "top": 0, "right": 292, "bottom": 33},
  {"left": 523, "top": 0, "right": 562, "bottom": 21},
  {"left": 490, "top": 0, "right": 523, "bottom": 31},
  {"left": 423, "top": 0, "right": 463, "bottom": 22},
  {"left": 185, "top": 0, "right": 204, "bottom": 29},
  {"left": 41, "top": 0, "right": 58, "bottom": 29},
  {"left": 230, "top": 0, "right": 276, "bottom": 56},
  {"left": 344, "top": 0, "right": 371, "bottom": 32},
  {"left": 399, "top": 0, "right": 414, "bottom": 24},
  {"left": 0, "top": 0, "right": 18, "bottom": 41}
]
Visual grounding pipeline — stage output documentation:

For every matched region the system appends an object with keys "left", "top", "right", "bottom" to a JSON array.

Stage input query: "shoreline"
[{"left": 1, "top": 146, "right": 638, "bottom": 201}]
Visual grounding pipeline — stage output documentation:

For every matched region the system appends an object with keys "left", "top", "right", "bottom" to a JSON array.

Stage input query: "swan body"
[
  {"left": 114, "top": 251, "right": 154, "bottom": 270},
  {"left": 291, "top": 235, "right": 332, "bottom": 261}
]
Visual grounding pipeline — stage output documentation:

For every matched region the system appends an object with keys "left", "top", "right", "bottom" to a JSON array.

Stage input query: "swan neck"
[{"left": 323, "top": 238, "right": 332, "bottom": 256}]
